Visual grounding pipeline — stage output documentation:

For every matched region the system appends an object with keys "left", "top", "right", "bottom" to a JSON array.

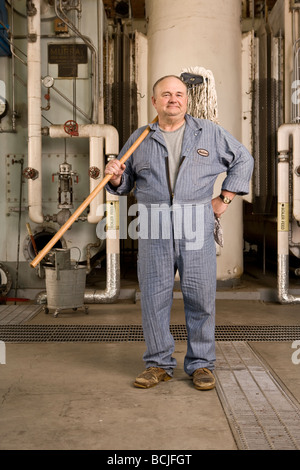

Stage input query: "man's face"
[{"left": 152, "top": 77, "right": 188, "bottom": 119}]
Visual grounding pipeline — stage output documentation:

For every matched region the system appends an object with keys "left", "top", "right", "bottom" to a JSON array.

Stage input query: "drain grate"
[
  {"left": 0, "top": 324, "right": 299, "bottom": 342},
  {"left": 215, "top": 342, "right": 300, "bottom": 450}
]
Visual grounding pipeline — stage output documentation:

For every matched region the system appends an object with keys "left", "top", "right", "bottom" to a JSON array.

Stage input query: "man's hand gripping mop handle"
[{"left": 30, "top": 116, "right": 158, "bottom": 268}]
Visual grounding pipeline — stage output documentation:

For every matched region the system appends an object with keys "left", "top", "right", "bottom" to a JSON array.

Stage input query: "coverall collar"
[
  {"left": 148, "top": 114, "right": 203, "bottom": 153},
  {"left": 148, "top": 113, "right": 202, "bottom": 133}
]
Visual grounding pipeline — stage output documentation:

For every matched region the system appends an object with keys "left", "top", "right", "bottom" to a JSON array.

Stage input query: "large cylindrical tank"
[{"left": 145, "top": 0, "right": 245, "bottom": 281}]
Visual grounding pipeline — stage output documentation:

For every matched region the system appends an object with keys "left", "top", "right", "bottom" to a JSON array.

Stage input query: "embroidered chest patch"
[{"left": 197, "top": 148, "right": 210, "bottom": 157}]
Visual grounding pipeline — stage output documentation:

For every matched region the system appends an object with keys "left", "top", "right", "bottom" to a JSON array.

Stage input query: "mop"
[
  {"left": 180, "top": 66, "right": 219, "bottom": 123},
  {"left": 180, "top": 66, "right": 223, "bottom": 247}
]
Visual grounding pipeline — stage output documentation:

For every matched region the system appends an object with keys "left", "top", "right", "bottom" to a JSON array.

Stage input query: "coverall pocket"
[
  {"left": 135, "top": 155, "right": 151, "bottom": 192},
  {"left": 190, "top": 155, "right": 212, "bottom": 185}
]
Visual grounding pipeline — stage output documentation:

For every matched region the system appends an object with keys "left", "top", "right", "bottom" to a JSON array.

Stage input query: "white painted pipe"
[
  {"left": 277, "top": 123, "right": 300, "bottom": 303},
  {"left": 278, "top": 123, "right": 300, "bottom": 220},
  {"left": 49, "top": 124, "right": 119, "bottom": 153},
  {"left": 277, "top": 158, "right": 289, "bottom": 256},
  {"left": 89, "top": 136, "right": 104, "bottom": 223},
  {"left": 27, "top": 1, "right": 43, "bottom": 224},
  {"left": 49, "top": 124, "right": 119, "bottom": 223},
  {"left": 84, "top": 190, "right": 120, "bottom": 303}
]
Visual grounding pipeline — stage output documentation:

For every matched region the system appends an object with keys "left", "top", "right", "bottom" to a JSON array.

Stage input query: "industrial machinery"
[{"left": 0, "top": 0, "right": 300, "bottom": 305}]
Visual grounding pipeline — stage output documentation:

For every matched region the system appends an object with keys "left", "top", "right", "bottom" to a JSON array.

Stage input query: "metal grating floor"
[
  {"left": 0, "top": 324, "right": 300, "bottom": 342},
  {"left": 215, "top": 342, "right": 300, "bottom": 450},
  {"left": 0, "top": 304, "right": 43, "bottom": 325}
]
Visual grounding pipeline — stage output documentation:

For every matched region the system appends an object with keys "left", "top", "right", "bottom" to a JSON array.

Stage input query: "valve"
[
  {"left": 64, "top": 120, "right": 79, "bottom": 136},
  {"left": 52, "top": 162, "right": 78, "bottom": 209},
  {"left": 23, "top": 167, "right": 39, "bottom": 180},
  {"left": 88, "top": 166, "right": 101, "bottom": 179}
]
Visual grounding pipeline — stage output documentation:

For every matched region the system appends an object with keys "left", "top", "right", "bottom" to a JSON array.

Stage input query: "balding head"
[{"left": 152, "top": 75, "right": 188, "bottom": 97}]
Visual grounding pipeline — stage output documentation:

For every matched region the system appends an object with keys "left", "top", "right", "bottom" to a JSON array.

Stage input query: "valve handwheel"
[{"left": 64, "top": 120, "right": 79, "bottom": 136}]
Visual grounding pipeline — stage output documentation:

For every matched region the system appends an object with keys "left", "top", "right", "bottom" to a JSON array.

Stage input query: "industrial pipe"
[
  {"left": 30, "top": 117, "right": 158, "bottom": 268},
  {"left": 84, "top": 190, "right": 120, "bottom": 303},
  {"left": 27, "top": 1, "right": 43, "bottom": 224},
  {"left": 277, "top": 123, "right": 300, "bottom": 303},
  {"left": 278, "top": 124, "right": 300, "bottom": 220},
  {"left": 49, "top": 123, "right": 119, "bottom": 223}
]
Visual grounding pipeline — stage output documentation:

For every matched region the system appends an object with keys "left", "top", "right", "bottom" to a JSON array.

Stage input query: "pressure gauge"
[
  {"left": 42, "top": 75, "right": 54, "bottom": 88},
  {"left": 0, "top": 96, "right": 8, "bottom": 119}
]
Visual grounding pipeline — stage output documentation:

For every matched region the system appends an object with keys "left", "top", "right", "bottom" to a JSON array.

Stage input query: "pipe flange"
[
  {"left": 278, "top": 152, "right": 289, "bottom": 162},
  {"left": 106, "top": 154, "right": 117, "bottom": 162},
  {"left": 27, "top": 33, "right": 37, "bottom": 42},
  {"left": 27, "top": 1, "right": 37, "bottom": 16}
]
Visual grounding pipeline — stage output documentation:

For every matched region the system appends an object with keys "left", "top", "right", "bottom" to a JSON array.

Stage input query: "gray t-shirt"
[{"left": 160, "top": 122, "right": 186, "bottom": 190}]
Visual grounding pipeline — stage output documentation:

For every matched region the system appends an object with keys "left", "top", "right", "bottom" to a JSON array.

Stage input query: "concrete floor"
[{"left": 0, "top": 266, "right": 300, "bottom": 451}]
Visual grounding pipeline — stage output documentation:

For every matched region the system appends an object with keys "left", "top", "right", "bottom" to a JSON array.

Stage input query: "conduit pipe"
[
  {"left": 277, "top": 123, "right": 300, "bottom": 303},
  {"left": 27, "top": 1, "right": 43, "bottom": 224},
  {"left": 49, "top": 124, "right": 119, "bottom": 223}
]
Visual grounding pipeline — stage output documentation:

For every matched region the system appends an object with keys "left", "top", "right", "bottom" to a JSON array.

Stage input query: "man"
[{"left": 105, "top": 75, "right": 253, "bottom": 390}]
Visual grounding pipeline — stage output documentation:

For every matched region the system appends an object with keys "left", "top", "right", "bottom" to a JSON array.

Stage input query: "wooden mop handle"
[{"left": 30, "top": 116, "right": 158, "bottom": 268}]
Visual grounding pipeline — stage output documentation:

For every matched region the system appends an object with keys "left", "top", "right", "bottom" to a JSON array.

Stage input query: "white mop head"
[{"left": 180, "top": 66, "right": 219, "bottom": 124}]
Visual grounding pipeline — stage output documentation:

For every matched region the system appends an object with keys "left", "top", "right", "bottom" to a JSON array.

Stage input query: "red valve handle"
[{"left": 64, "top": 120, "right": 79, "bottom": 136}]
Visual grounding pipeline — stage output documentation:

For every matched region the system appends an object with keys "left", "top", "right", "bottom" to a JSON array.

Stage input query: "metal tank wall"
[{"left": 145, "top": 0, "right": 247, "bottom": 281}]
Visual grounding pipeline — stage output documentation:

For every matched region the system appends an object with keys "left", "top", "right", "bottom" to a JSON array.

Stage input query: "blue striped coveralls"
[{"left": 106, "top": 114, "right": 254, "bottom": 376}]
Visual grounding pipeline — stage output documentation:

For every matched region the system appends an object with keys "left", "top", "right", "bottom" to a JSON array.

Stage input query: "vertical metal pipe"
[
  {"left": 27, "top": 0, "right": 43, "bottom": 223},
  {"left": 277, "top": 124, "right": 300, "bottom": 303}
]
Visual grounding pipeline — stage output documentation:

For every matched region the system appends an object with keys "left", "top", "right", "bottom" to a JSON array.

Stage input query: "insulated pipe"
[
  {"left": 49, "top": 123, "right": 119, "bottom": 223},
  {"left": 89, "top": 135, "right": 104, "bottom": 223},
  {"left": 277, "top": 123, "right": 300, "bottom": 303},
  {"left": 278, "top": 124, "right": 300, "bottom": 220},
  {"left": 84, "top": 191, "right": 120, "bottom": 303},
  {"left": 27, "top": 1, "right": 43, "bottom": 224},
  {"left": 49, "top": 124, "right": 119, "bottom": 153}
]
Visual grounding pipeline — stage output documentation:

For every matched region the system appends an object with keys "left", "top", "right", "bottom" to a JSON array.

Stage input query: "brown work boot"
[
  {"left": 134, "top": 367, "right": 172, "bottom": 389},
  {"left": 192, "top": 368, "right": 215, "bottom": 390}
]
